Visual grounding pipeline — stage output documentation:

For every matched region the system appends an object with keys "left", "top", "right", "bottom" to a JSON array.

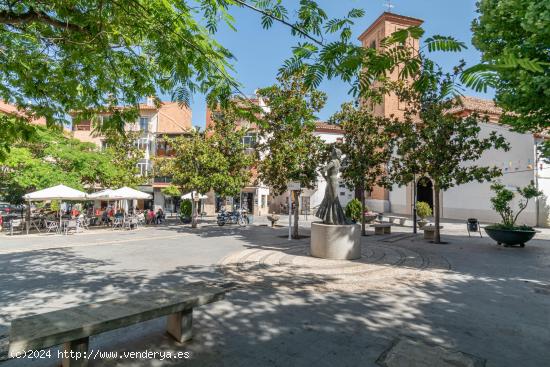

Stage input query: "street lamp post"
[{"left": 412, "top": 173, "right": 417, "bottom": 234}]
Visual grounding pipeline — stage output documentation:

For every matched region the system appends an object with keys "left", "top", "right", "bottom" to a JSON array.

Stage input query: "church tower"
[
  {"left": 357, "top": 12, "right": 423, "bottom": 212},
  {"left": 358, "top": 12, "right": 423, "bottom": 120}
]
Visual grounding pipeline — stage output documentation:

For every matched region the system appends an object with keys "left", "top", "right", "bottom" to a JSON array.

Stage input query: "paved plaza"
[{"left": 0, "top": 219, "right": 549, "bottom": 366}]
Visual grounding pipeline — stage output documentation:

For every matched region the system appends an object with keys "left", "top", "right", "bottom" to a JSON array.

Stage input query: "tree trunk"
[
  {"left": 434, "top": 185, "right": 441, "bottom": 244},
  {"left": 360, "top": 185, "right": 366, "bottom": 236},
  {"left": 292, "top": 190, "right": 300, "bottom": 239},
  {"left": 191, "top": 193, "right": 198, "bottom": 228}
]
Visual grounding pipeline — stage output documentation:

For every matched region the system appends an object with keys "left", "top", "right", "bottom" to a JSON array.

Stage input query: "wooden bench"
[
  {"left": 387, "top": 216, "right": 407, "bottom": 226},
  {"left": 373, "top": 223, "right": 392, "bottom": 235},
  {"left": 8, "top": 283, "right": 226, "bottom": 366},
  {"left": 423, "top": 225, "right": 444, "bottom": 240}
]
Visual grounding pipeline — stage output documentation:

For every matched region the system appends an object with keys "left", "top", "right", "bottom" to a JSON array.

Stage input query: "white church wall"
[
  {"left": 442, "top": 122, "right": 537, "bottom": 225},
  {"left": 388, "top": 184, "right": 409, "bottom": 215}
]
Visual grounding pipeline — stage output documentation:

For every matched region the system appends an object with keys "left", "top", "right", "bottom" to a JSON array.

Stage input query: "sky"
[{"left": 183, "top": 0, "right": 493, "bottom": 128}]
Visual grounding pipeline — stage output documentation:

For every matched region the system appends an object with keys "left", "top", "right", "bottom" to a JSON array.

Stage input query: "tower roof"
[{"left": 358, "top": 12, "right": 424, "bottom": 41}]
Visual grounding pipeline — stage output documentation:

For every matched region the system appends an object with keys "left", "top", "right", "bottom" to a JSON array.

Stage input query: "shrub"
[
  {"left": 345, "top": 199, "right": 362, "bottom": 222},
  {"left": 180, "top": 199, "right": 192, "bottom": 219},
  {"left": 490, "top": 181, "right": 542, "bottom": 228},
  {"left": 416, "top": 201, "right": 432, "bottom": 219}
]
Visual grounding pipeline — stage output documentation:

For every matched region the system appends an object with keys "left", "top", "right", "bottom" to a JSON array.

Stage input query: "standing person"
[
  {"left": 156, "top": 208, "right": 164, "bottom": 224},
  {"left": 147, "top": 209, "right": 155, "bottom": 224}
]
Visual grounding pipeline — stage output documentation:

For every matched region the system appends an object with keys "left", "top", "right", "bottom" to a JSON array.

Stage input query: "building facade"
[{"left": 71, "top": 99, "right": 192, "bottom": 212}]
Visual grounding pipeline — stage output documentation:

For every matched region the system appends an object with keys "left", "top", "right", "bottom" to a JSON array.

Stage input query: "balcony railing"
[{"left": 153, "top": 176, "right": 173, "bottom": 184}]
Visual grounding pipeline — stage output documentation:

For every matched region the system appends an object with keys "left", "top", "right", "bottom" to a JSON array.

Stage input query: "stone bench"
[
  {"left": 423, "top": 225, "right": 444, "bottom": 240},
  {"left": 387, "top": 216, "right": 407, "bottom": 226},
  {"left": 8, "top": 283, "right": 226, "bottom": 366},
  {"left": 373, "top": 223, "right": 392, "bottom": 235}
]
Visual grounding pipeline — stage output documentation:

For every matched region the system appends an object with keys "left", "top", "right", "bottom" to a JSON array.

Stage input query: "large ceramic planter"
[{"left": 484, "top": 227, "right": 536, "bottom": 247}]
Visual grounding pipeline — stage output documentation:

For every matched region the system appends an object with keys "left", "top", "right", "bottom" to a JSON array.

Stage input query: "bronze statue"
[{"left": 316, "top": 147, "right": 349, "bottom": 225}]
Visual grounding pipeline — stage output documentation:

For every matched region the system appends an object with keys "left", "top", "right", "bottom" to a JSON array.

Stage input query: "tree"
[
  {"left": 0, "top": 126, "right": 141, "bottom": 203},
  {"left": 490, "top": 182, "right": 542, "bottom": 229},
  {"left": 256, "top": 73, "right": 327, "bottom": 239},
  {"left": 469, "top": 0, "right": 550, "bottom": 156},
  {"left": 156, "top": 109, "right": 253, "bottom": 228},
  {"left": 0, "top": 0, "right": 239, "bottom": 135},
  {"left": 471, "top": 0, "right": 549, "bottom": 120},
  {"left": 388, "top": 62, "right": 509, "bottom": 243},
  {"left": 207, "top": 106, "right": 254, "bottom": 199},
  {"left": 331, "top": 102, "right": 394, "bottom": 236},
  {"left": 156, "top": 131, "right": 220, "bottom": 228}
]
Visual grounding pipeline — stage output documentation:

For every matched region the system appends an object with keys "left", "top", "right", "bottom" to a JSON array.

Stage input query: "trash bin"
[{"left": 467, "top": 218, "right": 479, "bottom": 232}]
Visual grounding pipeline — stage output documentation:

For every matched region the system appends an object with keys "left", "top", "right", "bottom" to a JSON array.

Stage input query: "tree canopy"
[
  {"left": 471, "top": 0, "right": 550, "bottom": 139},
  {"left": 0, "top": 126, "right": 145, "bottom": 203},
  {"left": 255, "top": 72, "right": 327, "bottom": 238},
  {"left": 331, "top": 102, "right": 395, "bottom": 235},
  {"left": 155, "top": 107, "right": 253, "bottom": 226}
]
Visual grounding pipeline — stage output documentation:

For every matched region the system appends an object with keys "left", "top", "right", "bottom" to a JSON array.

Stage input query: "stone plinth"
[{"left": 310, "top": 222, "right": 361, "bottom": 260}]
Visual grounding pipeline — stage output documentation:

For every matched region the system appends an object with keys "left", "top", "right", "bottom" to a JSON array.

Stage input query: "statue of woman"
[{"left": 316, "top": 147, "right": 349, "bottom": 225}]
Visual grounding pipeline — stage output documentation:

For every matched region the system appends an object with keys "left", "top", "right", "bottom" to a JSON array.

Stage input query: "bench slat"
[{"left": 9, "top": 284, "right": 224, "bottom": 355}]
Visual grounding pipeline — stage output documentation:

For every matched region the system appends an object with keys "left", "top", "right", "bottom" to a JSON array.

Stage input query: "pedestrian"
[{"left": 156, "top": 208, "right": 164, "bottom": 224}]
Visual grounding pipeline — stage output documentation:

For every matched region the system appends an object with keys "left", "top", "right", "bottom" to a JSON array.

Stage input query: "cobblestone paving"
[{"left": 218, "top": 235, "right": 452, "bottom": 292}]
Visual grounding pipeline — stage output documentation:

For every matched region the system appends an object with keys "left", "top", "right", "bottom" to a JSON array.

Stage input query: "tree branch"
[
  {"left": 0, "top": 9, "right": 85, "bottom": 32},
  {"left": 232, "top": 0, "right": 324, "bottom": 47}
]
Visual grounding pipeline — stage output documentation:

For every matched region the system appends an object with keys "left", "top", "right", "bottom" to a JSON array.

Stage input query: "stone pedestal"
[{"left": 310, "top": 222, "right": 361, "bottom": 260}]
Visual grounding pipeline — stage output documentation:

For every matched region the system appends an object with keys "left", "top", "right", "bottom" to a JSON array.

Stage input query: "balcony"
[{"left": 153, "top": 176, "right": 173, "bottom": 184}]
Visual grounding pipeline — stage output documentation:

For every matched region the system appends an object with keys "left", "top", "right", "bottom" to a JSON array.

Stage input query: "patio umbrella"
[
  {"left": 23, "top": 184, "right": 88, "bottom": 234},
  {"left": 181, "top": 191, "right": 208, "bottom": 200},
  {"left": 111, "top": 187, "right": 152, "bottom": 200},
  {"left": 88, "top": 189, "right": 124, "bottom": 201}
]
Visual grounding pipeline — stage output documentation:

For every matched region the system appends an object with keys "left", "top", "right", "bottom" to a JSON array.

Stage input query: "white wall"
[
  {"left": 389, "top": 184, "right": 409, "bottom": 215},
  {"left": 441, "top": 122, "right": 537, "bottom": 225}
]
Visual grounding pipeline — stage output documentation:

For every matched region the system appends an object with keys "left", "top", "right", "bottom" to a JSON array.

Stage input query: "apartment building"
[{"left": 71, "top": 99, "right": 192, "bottom": 212}]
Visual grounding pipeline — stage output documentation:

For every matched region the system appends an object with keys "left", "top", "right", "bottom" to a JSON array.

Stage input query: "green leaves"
[
  {"left": 471, "top": 0, "right": 550, "bottom": 137},
  {"left": 0, "top": 0, "right": 238, "bottom": 136},
  {"left": 255, "top": 72, "right": 326, "bottom": 195},
  {"left": 424, "top": 35, "right": 467, "bottom": 52},
  {"left": 155, "top": 104, "right": 253, "bottom": 199},
  {"left": 331, "top": 102, "right": 394, "bottom": 193},
  {"left": 490, "top": 182, "right": 542, "bottom": 227},
  {"left": 0, "top": 126, "right": 140, "bottom": 203}
]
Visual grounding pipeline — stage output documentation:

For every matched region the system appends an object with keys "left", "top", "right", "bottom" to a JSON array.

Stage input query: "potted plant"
[
  {"left": 416, "top": 201, "right": 432, "bottom": 229},
  {"left": 345, "top": 198, "right": 362, "bottom": 223},
  {"left": 485, "top": 182, "right": 542, "bottom": 247}
]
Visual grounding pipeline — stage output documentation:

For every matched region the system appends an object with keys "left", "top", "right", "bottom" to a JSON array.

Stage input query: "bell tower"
[
  {"left": 358, "top": 12, "right": 423, "bottom": 120},
  {"left": 356, "top": 12, "right": 423, "bottom": 213}
]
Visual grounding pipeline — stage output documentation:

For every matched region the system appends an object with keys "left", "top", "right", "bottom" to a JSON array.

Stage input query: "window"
[
  {"left": 136, "top": 138, "right": 149, "bottom": 152},
  {"left": 137, "top": 160, "right": 151, "bottom": 176},
  {"left": 370, "top": 40, "right": 376, "bottom": 49},
  {"left": 243, "top": 133, "right": 257, "bottom": 148},
  {"left": 139, "top": 117, "right": 150, "bottom": 132}
]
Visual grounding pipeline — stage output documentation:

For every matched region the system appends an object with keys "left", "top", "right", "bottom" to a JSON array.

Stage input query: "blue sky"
[{"left": 185, "top": 0, "right": 493, "bottom": 128}]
